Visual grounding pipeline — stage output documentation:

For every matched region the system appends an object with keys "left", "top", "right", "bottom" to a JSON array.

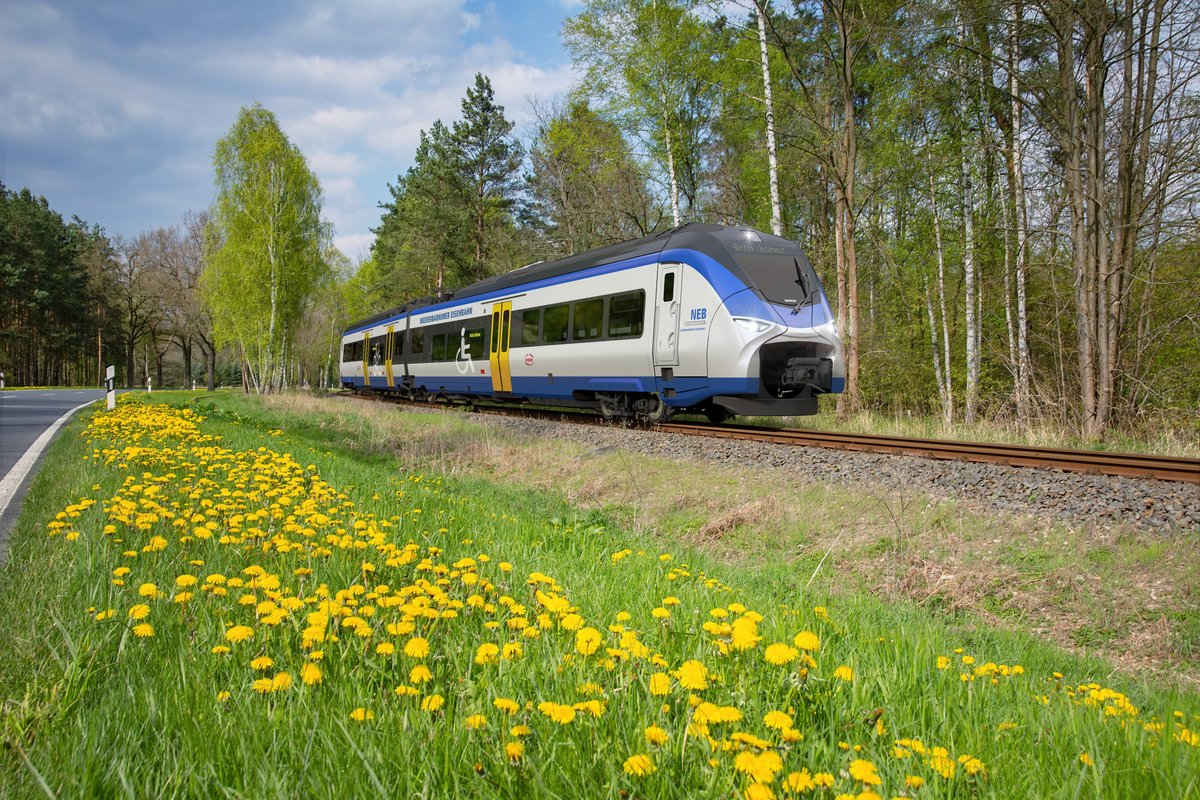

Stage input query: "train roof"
[{"left": 344, "top": 222, "right": 810, "bottom": 334}]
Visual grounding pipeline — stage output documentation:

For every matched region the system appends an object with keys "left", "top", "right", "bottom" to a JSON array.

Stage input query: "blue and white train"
[{"left": 340, "top": 223, "right": 843, "bottom": 423}]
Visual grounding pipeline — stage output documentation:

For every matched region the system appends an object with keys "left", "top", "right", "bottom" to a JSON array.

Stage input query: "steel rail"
[{"left": 338, "top": 392, "right": 1199, "bottom": 484}]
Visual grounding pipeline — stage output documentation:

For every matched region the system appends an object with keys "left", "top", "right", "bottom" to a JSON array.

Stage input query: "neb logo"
[{"left": 689, "top": 307, "right": 707, "bottom": 321}]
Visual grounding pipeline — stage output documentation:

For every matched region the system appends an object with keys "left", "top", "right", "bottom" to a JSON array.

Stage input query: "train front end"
[{"left": 691, "top": 227, "right": 844, "bottom": 417}]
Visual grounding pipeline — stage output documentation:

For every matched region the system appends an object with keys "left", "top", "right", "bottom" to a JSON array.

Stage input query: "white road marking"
[{"left": 0, "top": 399, "right": 97, "bottom": 523}]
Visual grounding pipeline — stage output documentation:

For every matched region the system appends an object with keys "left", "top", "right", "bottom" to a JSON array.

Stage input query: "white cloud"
[{"left": 0, "top": 0, "right": 577, "bottom": 260}]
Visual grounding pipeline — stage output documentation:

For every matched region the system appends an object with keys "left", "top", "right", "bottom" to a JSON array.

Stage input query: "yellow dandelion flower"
[
  {"left": 833, "top": 665, "right": 854, "bottom": 682},
  {"left": 848, "top": 759, "right": 881, "bottom": 786},
  {"left": 349, "top": 707, "right": 374, "bottom": 722},
  {"left": 376, "top": 642, "right": 395, "bottom": 656},
  {"left": 493, "top": 697, "right": 519, "bottom": 715},
  {"left": 1079, "top": 752, "right": 1093, "bottom": 766},
  {"left": 405, "top": 637, "right": 429, "bottom": 658},
  {"left": 410, "top": 665, "right": 432, "bottom": 684},
  {"left": 252, "top": 678, "right": 274, "bottom": 694},
  {"left": 216, "top": 691, "right": 231, "bottom": 702},
  {"left": 504, "top": 740, "right": 524, "bottom": 762},
  {"left": 421, "top": 694, "right": 445, "bottom": 712},
  {"left": 793, "top": 630, "right": 820, "bottom": 651},
  {"left": 813, "top": 772, "right": 834, "bottom": 788},
  {"left": 465, "top": 714, "right": 488, "bottom": 730},
  {"left": 225, "top": 625, "right": 254, "bottom": 644},
  {"left": 575, "top": 627, "right": 602, "bottom": 656},
  {"left": 128, "top": 604, "right": 151, "bottom": 620},
  {"left": 764, "top": 710, "right": 793, "bottom": 730},
  {"left": 929, "top": 747, "right": 955, "bottom": 779},
  {"left": 764, "top": 643, "right": 799, "bottom": 666},
  {"left": 674, "top": 660, "right": 709, "bottom": 691},
  {"left": 905, "top": 775, "right": 924, "bottom": 789},
  {"left": 649, "top": 672, "right": 671, "bottom": 696},
  {"left": 250, "top": 656, "right": 275, "bottom": 671},
  {"left": 138, "top": 582, "right": 158, "bottom": 598},
  {"left": 175, "top": 574, "right": 197, "bottom": 588},
  {"left": 745, "top": 784, "right": 774, "bottom": 800},
  {"left": 211, "top": 645, "right": 231, "bottom": 655},
  {"left": 510, "top": 724, "right": 532, "bottom": 737},
  {"left": 652, "top": 607, "right": 671, "bottom": 620},
  {"left": 730, "top": 616, "right": 761, "bottom": 650},
  {"left": 132, "top": 623, "right": 154, "bottom": 638},
  {"left": 644, "top": 725, "right": 669, "bottom": 746},
  {"left": 784, "top": 769, "right": 816, "bottom": 792},
  {"left": 301, "top": 662, "right": 322, "bottom": 686},
  {"left": 623, "top": 753, "right": 656, "bottom": 777},
  {"left": 734, "top": 751, "right": 783, "bottom": 783},
  {"left": 537, "top": 701, "right": 576, "bottom": 724},
  {"left": 475, "top": 643, "right": 500, "bottom": 665}
]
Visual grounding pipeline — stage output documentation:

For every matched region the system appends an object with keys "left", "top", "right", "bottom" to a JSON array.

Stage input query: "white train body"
[{"left": 341, "top": 224, "right": 843, "bottom": 420}]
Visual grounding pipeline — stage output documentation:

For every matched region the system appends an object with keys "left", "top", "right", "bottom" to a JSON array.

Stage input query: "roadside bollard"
[{"left": 147, "top": 377, "right": 152, "bottom": 393}]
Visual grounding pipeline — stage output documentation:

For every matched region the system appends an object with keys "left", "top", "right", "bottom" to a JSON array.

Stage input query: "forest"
[{"left": 0, "top": 0, "right": 1196, "bottom": 441}]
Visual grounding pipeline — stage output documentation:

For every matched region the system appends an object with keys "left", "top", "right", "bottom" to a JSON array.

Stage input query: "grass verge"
[{"left": 0, "top": 392, "right": 1196, "bottom": 799}]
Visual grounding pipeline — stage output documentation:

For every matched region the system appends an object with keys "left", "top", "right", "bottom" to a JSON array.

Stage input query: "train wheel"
[
  {"left": 639, "top": 396, "right": 671, "bottom": 424},
  {"left": 704, "top": 405, "right": 732, "bottom": 424}
]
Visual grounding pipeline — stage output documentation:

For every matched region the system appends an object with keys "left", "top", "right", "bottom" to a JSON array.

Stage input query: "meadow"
[{"left": 0, "top": 393, "right": 1196, "bottom": 799}]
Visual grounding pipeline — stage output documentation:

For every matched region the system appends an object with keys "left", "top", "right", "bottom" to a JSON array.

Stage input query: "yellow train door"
[
  {"left": 361, "top": 330, "right": 370, "bottom": 386},
  {"left": 489, "top": 301, "right": 513, "bottom": 393},
  {"left": 385, "top": 325, "right": 395, "bottom": 388}
]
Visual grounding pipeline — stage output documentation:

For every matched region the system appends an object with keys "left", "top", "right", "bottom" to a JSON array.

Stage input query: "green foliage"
[
  {"left": 526, "top": 99, "right": 664, "bottom": 254},
  {"left": 0, "top": 183, "right": 116, "bottom": 385},
  {"left": 371, "top": 75, "right": 524, "bottom": 305},
  {"left": 564, "top": 0, "right": 719, "bottom": 222},
  {"left": 202, "top": 104, "right": 329, "bottom": 392}
]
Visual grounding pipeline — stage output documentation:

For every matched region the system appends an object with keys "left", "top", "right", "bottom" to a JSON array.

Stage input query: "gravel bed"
[{"left": 468, "top": 413, "right": 1200, "bottom": 533}]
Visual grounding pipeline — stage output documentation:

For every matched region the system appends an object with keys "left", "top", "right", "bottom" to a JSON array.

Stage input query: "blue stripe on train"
[{"left": 347, "top": 375, "right": 760, "bottom": 407}]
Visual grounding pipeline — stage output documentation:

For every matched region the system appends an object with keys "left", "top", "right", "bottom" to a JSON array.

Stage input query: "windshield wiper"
[{"left": 791, "top": 257, "right": 811, "bottom": 314}]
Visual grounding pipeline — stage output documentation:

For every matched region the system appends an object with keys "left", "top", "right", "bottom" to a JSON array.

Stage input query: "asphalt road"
[
  {"left": 0, "top": 389, "right": 105, "bottom": 560},
  {"left": 0, "top": 389, "right": 104, "bottom": 477}
]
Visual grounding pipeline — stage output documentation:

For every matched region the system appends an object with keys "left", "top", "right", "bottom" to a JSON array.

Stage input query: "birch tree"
[{"left": 202, "top": 104, "right": 328, "bottom": 393}]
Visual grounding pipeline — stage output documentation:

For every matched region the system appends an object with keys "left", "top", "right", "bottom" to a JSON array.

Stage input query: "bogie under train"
[{"left": 340, "top": 223, "right": 843, "bottom": 423}]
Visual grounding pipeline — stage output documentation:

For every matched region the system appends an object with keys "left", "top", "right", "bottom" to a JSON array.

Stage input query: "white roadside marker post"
[{"left": 106, "top": 365, "right": 115, "bottom": 410}]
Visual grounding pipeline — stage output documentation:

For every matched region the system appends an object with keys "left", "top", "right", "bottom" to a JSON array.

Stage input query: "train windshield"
[{"left": 725, "top": 234, "right": 822, "bottom": 307}]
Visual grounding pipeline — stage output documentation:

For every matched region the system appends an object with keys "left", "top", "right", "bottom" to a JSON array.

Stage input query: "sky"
[{"left": 0, "top": 0, "right": 580, "bottom": 260}]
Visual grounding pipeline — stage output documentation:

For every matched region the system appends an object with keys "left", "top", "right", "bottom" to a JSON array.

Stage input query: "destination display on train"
[{"left": 418, "top": 306, "right": 476, "bottom": 325}]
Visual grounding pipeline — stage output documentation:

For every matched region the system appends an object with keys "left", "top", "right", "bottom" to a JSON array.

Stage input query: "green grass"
[{"left": 0, "top": 392, "right": 1197, "bottom": 799}]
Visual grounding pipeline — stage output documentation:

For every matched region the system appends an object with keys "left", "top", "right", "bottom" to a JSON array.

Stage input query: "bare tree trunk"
[
  {"left": 1086, "top": 6, "right": 1113, "bottom": 435},
  {"left": 959, "top": 13, "right": 979, "bottom": 425},
  {"left": 1010, "top": 0, "right": 1032, "bottom": 418},
  {"left": 835, "top": 0, "right": 860, "bottom": 416},
  {"left": 665, "top": 122, "right": 681, "bottom": 226},
  {"left": 929, "top": 176, "right": 954, "bottom": 424},
  {"left": 756, "top": 0, "right": 783, "bottom": 236},
  {"left": 924, "top": 276, "right": 949, "bottom": 421}
]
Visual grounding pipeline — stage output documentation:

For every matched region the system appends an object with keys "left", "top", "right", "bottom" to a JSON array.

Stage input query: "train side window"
[
  {"left": 463, "top": 324, "right": 485, "bottom": 360},
  {"left": 574, "top": 298, "right": 603, "bottom": 341},
  {"left": 520, "top": 309, "right": 540, "bottom": 346},
  {"left": 410, "top": 329, "right": 425, "bottom": 362},
  {"left": 543, "top": 304, "right": 569, "bottom": 343},
  {"left": 431, "top": 333, "right": 447, "bottom": 362},
  {"left": 662, "top": 272, "right": 675, "bottom": 303},
  {"left": 608, "top": 291, "right": 644, "bottom": 339}
]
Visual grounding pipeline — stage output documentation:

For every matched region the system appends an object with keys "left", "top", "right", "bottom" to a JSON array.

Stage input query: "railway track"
[{"left": 341, "top": 392, "right": 1200, "bottom": 485}]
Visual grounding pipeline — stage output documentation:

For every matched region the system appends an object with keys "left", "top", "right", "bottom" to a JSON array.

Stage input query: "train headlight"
[{"left": 732, "top": 317, "right": 773, "bottom": 334}]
